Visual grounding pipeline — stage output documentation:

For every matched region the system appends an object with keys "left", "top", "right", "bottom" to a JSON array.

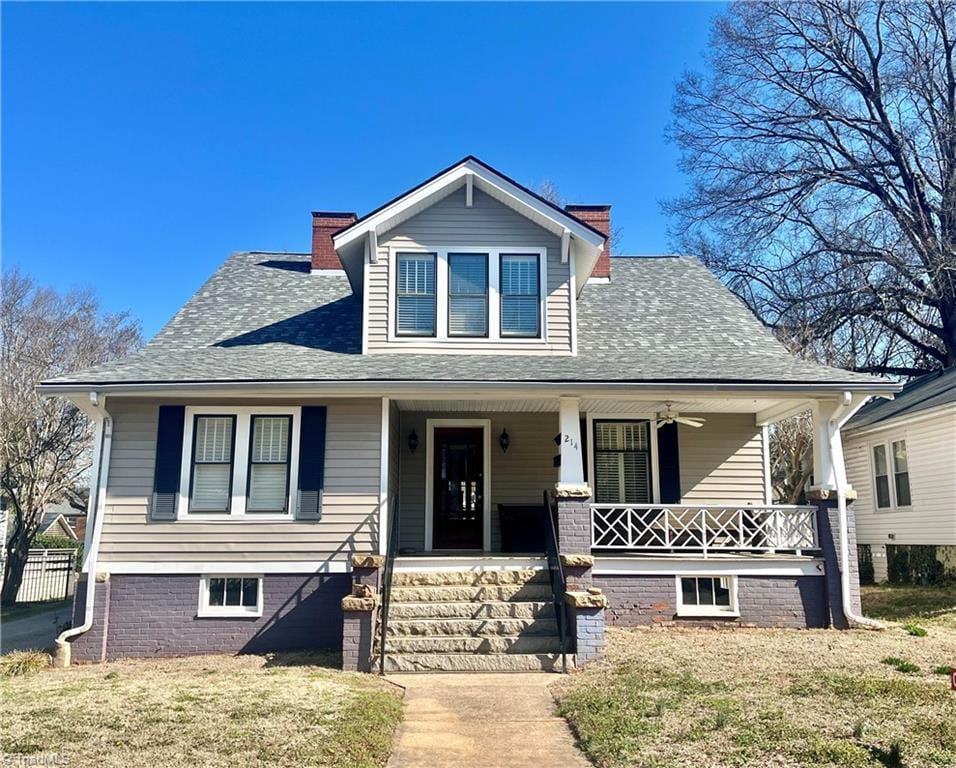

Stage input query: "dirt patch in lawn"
[
  {"left": 1, "top": 652, "right": 403, "bottom": 768},
  {"left": 554, "top": 615, "right": 956, "bottom": 768}
]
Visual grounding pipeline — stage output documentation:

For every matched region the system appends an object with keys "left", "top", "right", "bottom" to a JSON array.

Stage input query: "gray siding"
[
  {"left": 398, "top": 411, "right": 559, "bottom": 551},
  {"left": 678, "top": 413, "right": 766, "bottom": 505},
  {"left": 844, "top": 409, "right": 956, "bottom": 546},
  {"left": 99, "top": 398, "right": 383, "bottom": 563},
  {"left": 368, "top": 187, "right": 572, "bottom": 354}
]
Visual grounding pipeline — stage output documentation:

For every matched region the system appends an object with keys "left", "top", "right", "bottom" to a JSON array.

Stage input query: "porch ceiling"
[{"left": 392, "top": 396, "right": 806, "bottom": 416}]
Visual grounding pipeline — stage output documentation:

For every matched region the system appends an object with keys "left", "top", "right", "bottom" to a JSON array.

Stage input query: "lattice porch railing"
[{"left": 590, "top": 504, "right": 818, "bottom": 555}]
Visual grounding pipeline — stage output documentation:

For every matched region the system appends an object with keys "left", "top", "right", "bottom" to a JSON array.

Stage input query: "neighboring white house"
[{"left": 843, "top": 366, "right": 956, "bottom": 583}]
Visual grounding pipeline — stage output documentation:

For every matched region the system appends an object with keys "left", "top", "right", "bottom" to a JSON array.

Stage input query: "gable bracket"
[
  {"left": 561, "top": 229, "right": 570, "bottom": 264},
  {"left": 465, "top": 173, "right": 474, "bottom": 208}
]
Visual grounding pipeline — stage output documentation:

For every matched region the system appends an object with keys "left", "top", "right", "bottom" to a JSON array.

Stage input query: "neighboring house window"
[
  {"left": 872, "top": 439, "right": 911, "bottom": 510},
  {"left": 198, "top": 575, "right": 263, "bottom": 618},
  {"left": 396, "top": 252, "right": 437, "bottom": 336},
  {"left": 189, "top": 416, "right": 236, "bottom": 513},
  {"left": 593, "top": 421, "right": 652, "bottom": 504},
  {"left": 448, "top": 253, "right": 489, "bottom": 337},
  {"left": 892, "top": 440, "right": 911, "bottom": 507},
  {"left": 500, "top": 254, "right": 540, "bottom": 337},
  {"left": 676, "top": 576, "right": 738, "bottom": 617},
  {"left": 247, "top": 416, "right": 292, "bottom": 513}
]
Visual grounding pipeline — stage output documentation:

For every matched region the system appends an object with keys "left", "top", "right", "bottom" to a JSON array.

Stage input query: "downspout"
[
  {"left": 827, "top": 392, "right": 888, "bottom": 630},
  {"left": 54, "top": 392, "right": 113, "bottom": 666}
]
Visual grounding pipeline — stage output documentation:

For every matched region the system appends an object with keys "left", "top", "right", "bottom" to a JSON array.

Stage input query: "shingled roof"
[
  {"left": 43, "top": 253, "right": 887, "bottom": 388},
  {"left": 845, "top": 365, "right": 956, "bottom": 430}
]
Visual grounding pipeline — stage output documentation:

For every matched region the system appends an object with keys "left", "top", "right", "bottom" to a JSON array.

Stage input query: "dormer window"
[
  {"left": 500, "top": 254, "right": 540, "bottom": 338},
  {"left": 448, "top": 253, "right": 489, "bottom": 337},
  {"left": 396, "top": 252, "right": 437, "bottom": 336}
]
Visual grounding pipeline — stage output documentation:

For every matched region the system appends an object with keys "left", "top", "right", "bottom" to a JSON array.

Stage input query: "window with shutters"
[
  {"left": 448, "top": 253, "right": 488, "bottom": 337},
  {"left": 676, "top": 576, "right": 738, "bottom": 617},
  {"left": 593, "top": 420, "right": 652, "bottom": 504},
  {"left": 871, "top": 438, "right": 912, "bottom": 510},
  {"left": 179, "top": 407, "right": 301, "bottom": 519},
  {"left": 388, "top": 247, "right": 546, "bottom": 344},
  {"left": 396, "top": 252, "right": 437, "bottom": 336},
  {"left": 198, "top": 575, "right": 263, "bottom": 617},
  {"left": 189, "top": 416, "right": 236, "bottom": 513},
  {"left": 247, "top": 416, "right": 292, "bottom": 513}
]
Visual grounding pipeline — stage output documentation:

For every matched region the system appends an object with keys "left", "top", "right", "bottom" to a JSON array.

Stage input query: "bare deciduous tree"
[
  {"left": 668, "top": 0, "right": 956, "bottom": 377},
  {"left": 769, "top": 412, "right": 814, "bottom": 504},
  {"left": 1, "top": 269, "right": 141, "bottom": 606}
]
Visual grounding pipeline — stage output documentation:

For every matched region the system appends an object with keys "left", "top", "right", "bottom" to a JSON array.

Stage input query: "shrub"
[
  {"left": 32, "top": 534, "right": 83, "bottom": 567},
  {"left": 858, "top": 545, "right": 875, "bottom": 585},
  {"left": 887, "top": 545, "right": 946, "bottom": 585},
  {"left": 881, "top": 656, "right": 920, "bottom": 674},
  {"left": 0, "top": 650, "right": 51, "bottom": 677}
]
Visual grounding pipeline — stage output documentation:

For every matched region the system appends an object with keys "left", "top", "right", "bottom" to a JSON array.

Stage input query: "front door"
[{"left": 433, "top": 427, "right": 484, "bottom": 549}]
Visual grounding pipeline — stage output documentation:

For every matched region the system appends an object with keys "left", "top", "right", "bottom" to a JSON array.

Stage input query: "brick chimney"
[
  {"left": 311, "top": 212, "right": 357, "bottom": 272},
  {"left": 565, "top": 205, "right": 611, "bottom": 279}
]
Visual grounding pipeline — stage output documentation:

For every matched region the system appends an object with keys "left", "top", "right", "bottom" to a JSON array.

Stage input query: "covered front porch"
[{"left": 382, "top": 389, "right": 860, "bottom": 559}]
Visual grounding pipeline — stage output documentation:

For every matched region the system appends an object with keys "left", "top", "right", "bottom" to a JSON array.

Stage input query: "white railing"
[{"left": 590, "top": 504, "right": 819, "bottom": 556}]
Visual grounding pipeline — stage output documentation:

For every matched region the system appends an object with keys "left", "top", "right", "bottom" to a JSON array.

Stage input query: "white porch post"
[{"left": 557, "top": 396, "right": 588, "bottom": 492}]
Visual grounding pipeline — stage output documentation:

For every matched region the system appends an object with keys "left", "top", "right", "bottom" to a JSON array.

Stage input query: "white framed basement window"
[
  {"left": 198, "top": 575, "right": 263, "bottom": 618},
  {"left": 675, "top": 575, "right": 739, "bottom": 618},
  {"left": 871, "top": 438, "right": 911, "bottom": 511},
  {"left": 388, "top": 246, "right": 547, "bottom": 343},
  {"left": 177, "top": 406, "right": 301, "bottom": 520}
]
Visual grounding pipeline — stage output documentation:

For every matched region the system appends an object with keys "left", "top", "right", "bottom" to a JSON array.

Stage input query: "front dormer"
[{"left": 316, "top": 157, "right": 608, "bottom": 355}]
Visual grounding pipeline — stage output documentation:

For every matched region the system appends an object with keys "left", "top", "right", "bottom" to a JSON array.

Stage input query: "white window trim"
[
  {"left": 585, "top": 412, "right": 661, "bottom": 504},
  {"left": 423, "top": 418, "right": 492, "bottom": 552},
  {"left": 197, "top": 574, "right": 264, "bottom": 618},
  {"left": 869, "top": 436, "right": 912, "bottom": 512},
  {"left": 177, "top": 405, "right": 302, "bottom": 521},
  {"left": 387, "top": 246, "right": 548, "bottom": 344},
  {"left": 675, "top": 574, "right": 739, "bottom": 618}
]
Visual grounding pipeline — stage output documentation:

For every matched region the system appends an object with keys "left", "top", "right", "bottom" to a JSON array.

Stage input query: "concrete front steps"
[{"left": 380, "top": 565, "right": 569, "bottom": 673}]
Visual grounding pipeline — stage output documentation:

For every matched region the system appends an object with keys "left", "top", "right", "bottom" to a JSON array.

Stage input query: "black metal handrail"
[
  {"left": 378, "top": 493, "right": 401, "bottom": 675},
  {"left": 543, "top": 491, "right": 569, "bottom": 673}
]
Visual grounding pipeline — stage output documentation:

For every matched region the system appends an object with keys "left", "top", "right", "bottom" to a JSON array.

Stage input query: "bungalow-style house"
[
  {"left": 43, "top": 157, "right": 899, "bottom": 671},
  {"left": 843, "top": 366, "right": 956, "bottom": 584}
]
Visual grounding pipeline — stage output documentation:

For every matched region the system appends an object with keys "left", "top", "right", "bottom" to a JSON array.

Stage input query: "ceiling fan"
[{"left": 657, "top": 405, "right": 706, "bottom": 429}]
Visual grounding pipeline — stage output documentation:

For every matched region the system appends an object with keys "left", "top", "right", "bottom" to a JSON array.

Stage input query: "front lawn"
[
  {"left": 1, "top": 652, "right": 403, "bottom": 768},
  {"left": 554, "top": 591, "right": 956, "bottom": 768}
]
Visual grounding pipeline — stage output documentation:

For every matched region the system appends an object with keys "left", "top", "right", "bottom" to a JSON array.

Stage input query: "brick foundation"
[
  {"left": 815, "top": 497, "right": 862, "bottom": 628},
  {"left": 593, "top": 574, "right": 829, "bottom": 629},
  {"left": 69, "top": 572, "right": 350, "bottom": 662}
]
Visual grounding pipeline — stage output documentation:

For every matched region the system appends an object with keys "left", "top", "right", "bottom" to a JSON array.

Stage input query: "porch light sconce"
[
  {"left": 499, "top": 428, "right": 510, "bottom": 454},
  {"left": 408, "top": 429, "right": 419, "bottom": 454}
]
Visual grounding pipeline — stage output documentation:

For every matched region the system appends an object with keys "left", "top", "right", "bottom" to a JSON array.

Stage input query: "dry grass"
[
  {"left": 0, "top": 652, "right": 402, "bottom": 768},
  {"left": 0, "top": 650, "right": 51, "bottom": 677},
  {"left": 554, "top": 592, "right": 956, "bottom": 768}
]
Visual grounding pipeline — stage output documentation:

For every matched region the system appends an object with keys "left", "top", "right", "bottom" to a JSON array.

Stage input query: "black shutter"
[
  {"left": 580, "top": 418, "right": 589, "bottom": 483},
  {"left": 297, "top": 406, "right": 327, "bottom": 520},
  {"left": 657, "top": 422, "right": 681, "bottom": 504},
  {"left": 151, "top": 405, "right": 186, "bottom": 520}
]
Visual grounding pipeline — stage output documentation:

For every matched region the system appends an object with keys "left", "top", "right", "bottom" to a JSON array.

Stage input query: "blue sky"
[{"left": 3, "top": 2, "right": 721, "bottom": 338}]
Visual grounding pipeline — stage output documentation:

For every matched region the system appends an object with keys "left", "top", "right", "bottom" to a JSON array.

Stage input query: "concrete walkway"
[
  {"left": 1, "top": 603, "right": 73, "bottom": 654},
  {"left": 386, "top": 673, "right": 592, "bottom": 768}
]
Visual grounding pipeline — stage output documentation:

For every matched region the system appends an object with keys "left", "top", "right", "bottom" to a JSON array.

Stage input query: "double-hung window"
[
  {"left": 247, "top": 416, "right": 292, "bottom": 513},
  {"left": 500, "top": 253, "right": 541, "bottom": 337},
  {"left": 593, "top": 421, "right": 652, "bottom": 504},
  {"left": 872, "top": 439, "right": 911, "bottom": 510},
  {"left": 189, "top": 416, "right": 236, "bottom": 513},
  {"left": 396, "top": 252, "right": 437, "bottom": 336},
  {"left": 448, "top": 253, "right": 488, "bottom": 337}
]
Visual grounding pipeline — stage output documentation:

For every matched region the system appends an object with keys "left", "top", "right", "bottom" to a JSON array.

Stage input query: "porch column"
[
  {"left": 557, "top": 396, "right": 586, "bottom": 489},
  {"left": 554, "top": 397, "right": 592, "bottom": 557},
  {"left": 809, "top": 397, "right": 864, "bottom": 627}
]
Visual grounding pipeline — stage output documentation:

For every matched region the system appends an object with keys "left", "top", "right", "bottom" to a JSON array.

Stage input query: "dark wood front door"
[{"left": 433, "top": 427, "right": 484, "bottom": 550}]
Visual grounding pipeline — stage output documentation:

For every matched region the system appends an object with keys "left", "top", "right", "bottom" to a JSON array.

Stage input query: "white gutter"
[
  {"left": 54, "top": 393, "right": 113, "bottom": 666},
  {"left": 828, "top": 392, "right": 886, "bottom": 630}
]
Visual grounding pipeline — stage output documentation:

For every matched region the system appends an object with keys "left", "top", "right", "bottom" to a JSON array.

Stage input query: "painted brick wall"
[
  {"left": 593, "top": 574, "right": 828, "bottom": 629},
  {"left": 94, "top": 573, "right": 349, "bottom": 661}
]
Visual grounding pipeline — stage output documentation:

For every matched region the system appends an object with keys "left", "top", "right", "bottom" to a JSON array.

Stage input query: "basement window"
[
  {"left": 198, "top": 575, "right": 263, "bottom": 618},
  {"left": 676, "top": 575, "right": 738, "bottom": 617}
]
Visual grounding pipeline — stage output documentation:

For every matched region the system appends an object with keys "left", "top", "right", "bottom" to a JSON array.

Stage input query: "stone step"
[
  {"left": 383, "top": 652, "right": 571, "bottom": 673},
  {"left": 392, "top": 569, "right": 548, "bottom": 587},
  {"left": 386, "top": 617, "right": 559, "bottom": 637},
  {"left": 388, "top": 600, "right": 555, "bottom": 620},
  {"left": 382, "top": 635, "right": 565, "bottom": 655},
  {"left": 389, "top": 584, "right": 554, "bottom": 604}
]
